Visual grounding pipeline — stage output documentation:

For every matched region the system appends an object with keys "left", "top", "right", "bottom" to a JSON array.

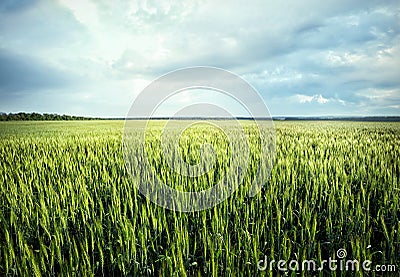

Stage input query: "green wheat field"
[{"left": 0, "top": 120, "right": 399, "bottom": 276}]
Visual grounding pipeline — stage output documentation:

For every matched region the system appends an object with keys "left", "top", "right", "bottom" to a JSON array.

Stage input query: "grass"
[{"left": 0, "top": 120, "right": 399, "bottom": 276}]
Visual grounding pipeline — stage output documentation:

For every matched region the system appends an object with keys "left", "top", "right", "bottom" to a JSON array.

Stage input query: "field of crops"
[{"left": 0, "top": 120, "right": 399, "bottom": 276}]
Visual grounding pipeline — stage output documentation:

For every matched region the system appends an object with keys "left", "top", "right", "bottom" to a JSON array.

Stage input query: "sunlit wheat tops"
[{"left": 0, "top": 120, "right": 399, "bottom": 275}]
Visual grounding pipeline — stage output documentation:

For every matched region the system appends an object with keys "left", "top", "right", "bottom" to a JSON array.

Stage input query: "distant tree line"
[{"left": 0, "top": 112, "right": 100, "bottom": 121}]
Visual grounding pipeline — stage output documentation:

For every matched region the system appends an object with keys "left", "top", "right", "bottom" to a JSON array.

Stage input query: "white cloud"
[
  {"left": 291, "top": 94, "right": 330, "bottom": 104},
  {"left": 294, "top": 94, "right": 315, "bottom": 103},
  {"left": 316, "top": 94, "right": 329, "bottom": 104},
  {"left": 58, "top": 0, "right": 99, "bottom": 27}
]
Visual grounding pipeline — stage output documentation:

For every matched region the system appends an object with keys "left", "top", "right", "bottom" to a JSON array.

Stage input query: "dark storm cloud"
[
  {"left": 0, "top": 50, "right": 78, "bottom": 93},
  {"left": 0, "top": 0, "right": 36, "bottom": 13}
]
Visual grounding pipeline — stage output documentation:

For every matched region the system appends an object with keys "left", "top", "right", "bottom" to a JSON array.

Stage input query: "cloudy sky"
[{"left": 0, "top": 0, "right": 399, "bottom": 117}]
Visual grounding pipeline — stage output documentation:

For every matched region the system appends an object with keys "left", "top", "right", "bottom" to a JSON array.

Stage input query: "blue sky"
[{"left": 0, "top": 0, "right": 399, "bottom": 117}]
